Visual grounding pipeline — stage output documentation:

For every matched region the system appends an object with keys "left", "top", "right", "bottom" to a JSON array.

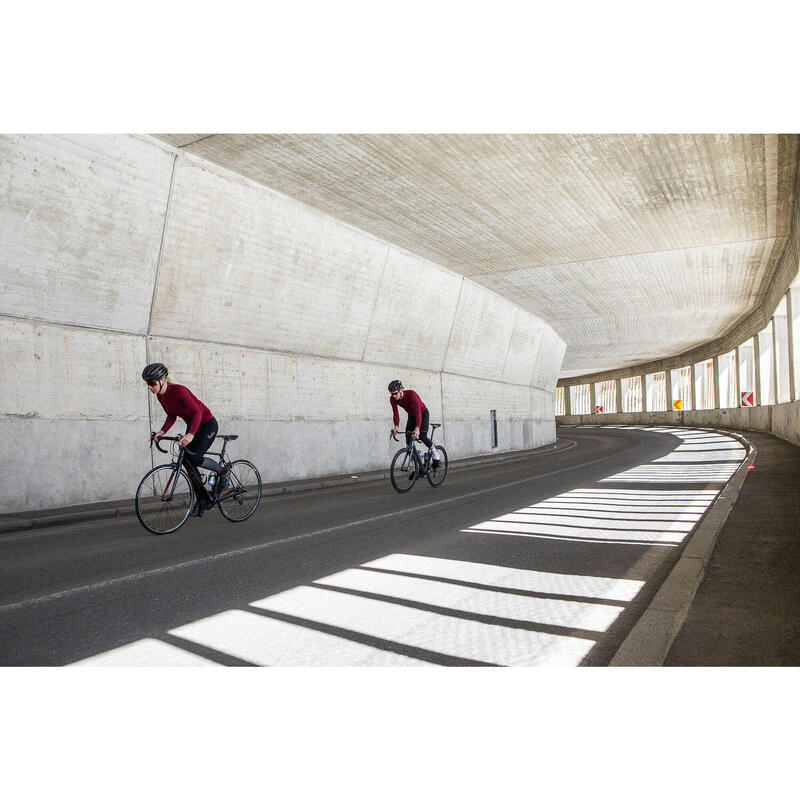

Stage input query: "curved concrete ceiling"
[{"left": 154, "top": 134, "right": 800, "bottom": 378}]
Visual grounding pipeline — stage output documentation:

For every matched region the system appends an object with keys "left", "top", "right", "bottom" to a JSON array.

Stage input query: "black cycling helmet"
[
  {"left": 142, "top": 363, "right": 168, "bottom": 382},
  {"left": 388, "top": 380, "right": 403, "bottom": 393}
]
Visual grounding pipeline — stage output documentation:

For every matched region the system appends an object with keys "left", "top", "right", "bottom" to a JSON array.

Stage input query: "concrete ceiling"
[{"left": 154, "top": 134, "right": 800, "bottom": 379}]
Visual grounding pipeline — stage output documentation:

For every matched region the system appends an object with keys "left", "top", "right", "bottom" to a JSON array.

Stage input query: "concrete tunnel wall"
[{"left": 0, "top": 134, "right": 566, "bottom": 514}]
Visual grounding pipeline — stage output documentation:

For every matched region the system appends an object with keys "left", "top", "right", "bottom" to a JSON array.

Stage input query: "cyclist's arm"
[
  {"left": 161, "top": 415, "right": 176, "bottom": 434},
  {"left": 390, "top": 397, "right": 400, "bottom": 428},
  {"left": 412, "top": 396, "right": 423, "bottom": 429}
]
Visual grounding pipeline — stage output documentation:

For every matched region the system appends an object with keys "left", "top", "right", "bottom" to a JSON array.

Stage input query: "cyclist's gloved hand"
[
  {"left": 413, "top": 427, "right": 420, "bottom": 439},
  {"left": 151, "top": 431, "right": 163, "bottom": 443}
]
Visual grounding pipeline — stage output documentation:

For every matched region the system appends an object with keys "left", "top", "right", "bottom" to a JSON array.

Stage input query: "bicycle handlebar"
[
  {"left": 390, "top": 430, "right": 420, "bottom": 443},
  {"left": 150, "top": 433, "right": 181, "bottom": 454}
]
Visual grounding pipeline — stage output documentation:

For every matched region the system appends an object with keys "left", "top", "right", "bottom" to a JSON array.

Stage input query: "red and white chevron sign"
[{"left": 740, "top": 391, "right": 755, "bottom": 407}]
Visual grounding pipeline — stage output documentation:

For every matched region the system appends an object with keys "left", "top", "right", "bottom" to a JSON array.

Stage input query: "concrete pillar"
[
  {"left": 590, "top": 382, "right": 597, "bottom": 414},
  {"left": 712, "top": 356, "right": 721, "bottom": 409},
  {"left": 665, "top": 369, "right": 674, "bottom": 411},
  {"left": 615, "top": 379, "right": 623, "bottom": 414},
  {"left": 563, "top": 386, "right": 571, "bottom": 416},
  {"left": 641, "top": 374, "right": 648, "bottom": 412},
  {"left": 733, "top": 347, "right": 741, "bottom": 407},
  {"left": 690, "top": 362, "right": 697, "bottom": 411}
]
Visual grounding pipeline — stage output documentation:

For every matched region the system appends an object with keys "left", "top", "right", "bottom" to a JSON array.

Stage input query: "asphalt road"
[{"left": 0, "top": 426, "right": 745, "bottom": 666}]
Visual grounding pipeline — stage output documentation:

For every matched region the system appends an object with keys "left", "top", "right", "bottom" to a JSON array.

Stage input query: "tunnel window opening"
[
  {"left": 718, "top": 350, "right": 737, "bottom": 408},
  {"left": 672, "top": 367, "right": 692, "bottom": 411},
  {"left": 646, "top": 372, "right": 666, "bottom": 412},
  {"left": 790, "top": 287, "right": 800, "bottom": 401},
  {"left": 621, "top": 376, "right": 642, "bottom": 413},
  {"left": 554, "top": 386, "right": 565, "bottom": 416},
  {"left": 570, "top": 384, "right": 591, "bottom": 415},
  {"left": 773, "top": 297, "right": 791, "bottom": 404},
  {"left": 694, "top": 359, "right": 714, "bottom": 410},
  {"left": 490, "top": 410, "right": 498, "bottom": 448},
  {"left": 758, "top": 321, "right": 775, "bottom": 405},
  {"left": 594, "top": 380, "right": 617, "bottom": 413},
  {"left": 738, "top": 339, "right": 756, "bottom": 405}
]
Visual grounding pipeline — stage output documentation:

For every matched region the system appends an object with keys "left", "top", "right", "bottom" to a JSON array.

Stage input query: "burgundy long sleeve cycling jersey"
[
  {"left": 156, "top": 383, "right": 213, "bottom": 435},
  {"left": 391, "top": 389, "right": 427, "bottom": 428}
]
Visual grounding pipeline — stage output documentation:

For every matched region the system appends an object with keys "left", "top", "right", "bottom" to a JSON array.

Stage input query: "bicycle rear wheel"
[
  {"left": 218, "top": 460, "right": 262, "bottom": 522},
  {"left": 135, "top": 464, "right": 194, "bottom": 534},
  {"left": 390, "top": 447, "right": 418, "bottom": 493}
]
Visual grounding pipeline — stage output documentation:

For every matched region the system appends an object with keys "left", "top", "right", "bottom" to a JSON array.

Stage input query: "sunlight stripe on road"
[
  {"left": 361, "top": 553, "right": 644, "bottom": 601},
  {"left": 71, "top": 638, "right": 219, "bottom": 666},
  {"left": 315, "top": 568, "right": 625, "bottom": 632},
  {"left": 250, "top": 585, "right": 596, "bottom": 666},
  {"left": 169, "top": 609, "right": 430, "bottom": 667}
]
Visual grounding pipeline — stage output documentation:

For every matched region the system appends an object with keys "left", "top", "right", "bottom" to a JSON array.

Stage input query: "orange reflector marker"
[{"left": 747, "top": 466, "right": 755, "bottom": 470}]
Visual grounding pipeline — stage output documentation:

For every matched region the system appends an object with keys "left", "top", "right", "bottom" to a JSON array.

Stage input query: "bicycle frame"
[
  {"left": 157, "top": 436, "right": 235, "bottom": 506},
  {"left": 397, "top": 427, "right": 439, "bottom": 476}
]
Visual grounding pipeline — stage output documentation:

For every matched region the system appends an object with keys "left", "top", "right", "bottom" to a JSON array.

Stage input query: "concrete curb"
[
  {"left": 609, "top": 428, "right": 757, "bottom": 666},
  {"left": 0, "top": 439, "right": 574, "bottom": 536}
]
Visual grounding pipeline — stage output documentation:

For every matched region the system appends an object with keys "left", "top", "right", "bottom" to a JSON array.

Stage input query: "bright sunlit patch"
[
  {"left": 250, "top": 585, "right": 596, "bottom": 666},
  {"left": 492, "top": 511, "right": 696, "bottom": 532},
  {"left": 361, "top": 553, "right": 644, "bottom": 601},
  {"left": 652, "top": 451, "right": 744, "bottom": 463},
  {"left": 460, "top": 484, "right": 720, "bottom": 548},
  {"left": 516, "top": 507, "right": 704, "bottom": 521},
  {"left": 562, "top": 489, "right": 718, "bottom": 497},
  {"left": 168, "top": 609, "right": 430, "bottom": 666},
  {"left": 599, "top": 464, "right": 739, "bottom": 482},
  {"left": 659, "top": 442, "right": 743, "bottom": 451},
  {"left": 69, "top": 638, "right": 219, "bottom": 666},
  {"left": 465, "top": 519, "right": 687, "bottom": 544},
  {"left": 315, "top": 568, "right": 625, "bottom": 633}
]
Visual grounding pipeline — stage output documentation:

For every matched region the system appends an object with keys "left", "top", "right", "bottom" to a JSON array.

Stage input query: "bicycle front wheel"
[
  {"left": 390, "top": 447, "right": 418, "bottom": 493},
  {"left": 135, "top": 464, "right": 194, "bottom": 534},
  {"left": 218, "top": 460, "right": 262, "bottom": 522},
  {"left": 426, "top": 445, "right": 449, "bottom": 487}
]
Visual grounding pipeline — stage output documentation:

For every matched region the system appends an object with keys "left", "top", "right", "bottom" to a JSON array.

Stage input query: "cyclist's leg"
[
  {"left": 416, "top": 410, "right": 441, "bottom": 463},
  {"left": 185, "top": 418, "right": 220, "bottom": 509},
  {"left": 190, "top": 417, "right": 229, "bottom": 493},
  {"left": 404, "top": 415, "right": 415, "bottom": 448},
  {"left": 417, "top": 409, "right": 432, "bottom": 448},
  {"left": 404, "top": 416, "right": 418, "bottom": 478},
  {"left": 185, "top": 418, "right": 219, "bottom": 471}
]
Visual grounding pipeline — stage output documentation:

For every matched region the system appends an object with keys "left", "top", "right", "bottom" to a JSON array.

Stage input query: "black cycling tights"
[
  {"left": 184, "top": 417, "right": 221, "bottom": 473},
  {"left": 405, "top": 408, "right": 432, "bottom": 448}
]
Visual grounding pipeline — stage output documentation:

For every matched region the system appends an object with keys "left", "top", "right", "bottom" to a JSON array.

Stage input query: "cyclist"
[
  {"left": 142, "top": 363, "right": 228, "bottom": 510},
  {"left": 388, "top": 379, "right": 440, "bottom": 470}
]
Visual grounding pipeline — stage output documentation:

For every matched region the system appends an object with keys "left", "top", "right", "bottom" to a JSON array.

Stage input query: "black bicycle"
[
  {"left": 389, "top": 423, "right": 449, "bottom": 493},
  {"left": 135, "top": 433, "right": 262, "bottom": 534}
]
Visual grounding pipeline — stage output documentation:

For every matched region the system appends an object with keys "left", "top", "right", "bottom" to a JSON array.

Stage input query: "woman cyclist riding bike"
[
  {"left": 142, "top": 362, "right": 228, "bottom": 514},
  {"left": 388, "top": 379, "right": 441, "bottom": 467}
]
